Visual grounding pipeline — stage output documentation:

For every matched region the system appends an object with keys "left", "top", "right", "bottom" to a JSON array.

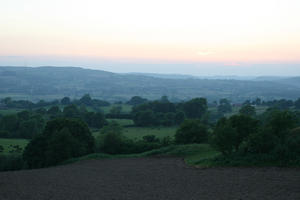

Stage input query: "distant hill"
[{"left": 0, "top": 66, "right": 299, "bottom": 102}]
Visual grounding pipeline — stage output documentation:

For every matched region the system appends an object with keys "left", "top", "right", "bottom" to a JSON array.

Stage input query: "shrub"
[
  {"left": 0, "top": 154, "right": 24, "bottom": 171},
  {"left": 210, "top": 118, "right": 237, "bottom": 155},
  {"left": 175, "top": 119, "right": 208, "bottom": 144},
  {"left": 23, "top": 118, "right": 95, "bottom": 168}
]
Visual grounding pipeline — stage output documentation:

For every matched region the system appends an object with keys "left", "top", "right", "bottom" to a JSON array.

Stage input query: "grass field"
[
  {"left": 0, "top": 109, "right": 24, "bottom": 115},
  {"left": 93, "top": 126, "right": 177, "bottom": 141},
  {"left": 0, "top": 138, "right": 29, "bottom": 154},
  {"left": 123, "top": 127, "right": 177, "bottom": 140},
  {"left": 255, "top": 106, "right": 268, "bottom": 114},
  {"left": 209, "top": 105, "right": 269, "bottom": 118}
]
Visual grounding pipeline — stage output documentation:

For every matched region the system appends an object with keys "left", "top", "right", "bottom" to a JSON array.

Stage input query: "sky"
[{"left": 0, "top": 0, "right": 300, "bottom": 76}]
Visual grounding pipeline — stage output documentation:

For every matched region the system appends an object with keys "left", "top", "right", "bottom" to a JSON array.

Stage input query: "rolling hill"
[{"left": 0, "top": 66, "right": 299, "bottom": 102}]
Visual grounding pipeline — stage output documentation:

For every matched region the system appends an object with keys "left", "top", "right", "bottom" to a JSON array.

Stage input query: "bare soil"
[{"left": 0, "top": 158, "right": 299, "bottom": 200}]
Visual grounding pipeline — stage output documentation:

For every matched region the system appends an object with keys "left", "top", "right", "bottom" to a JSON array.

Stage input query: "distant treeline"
[
  {"left": 1, "top": 94, "right": 300, "bottom": 140},
  {"left": 0, "top": 94, "right": 110, "bottom": 110}
]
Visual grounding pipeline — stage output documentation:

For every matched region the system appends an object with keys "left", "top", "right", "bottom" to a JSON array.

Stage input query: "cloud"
[
  {"left": 223, "top": 62, "right": 241, "bottom": 66},
  {"left": 196, "top": 50, "right": 214, "bottom": 56}
]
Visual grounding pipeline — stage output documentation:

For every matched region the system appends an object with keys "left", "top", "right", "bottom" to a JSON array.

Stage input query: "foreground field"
[{"left": 1, "top": 158, "right": 299, "bottom": 200}]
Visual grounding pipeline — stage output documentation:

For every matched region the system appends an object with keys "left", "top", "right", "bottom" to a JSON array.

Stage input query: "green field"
[
  {"left": 123, "top": 127, "right": 177, "bottom": 140},
  {"left": 0, "top": 138, "right": 29, "bottom": 154},
  {"left": 0, "top": 109, "right": 24, "bottom": 115},
  {"left": 209, "top": 105, "right": 269, "bottom": 118},
  {"left": 100, "top": 104, "right": 132, "bottom": 114},
  {"left": 255, "top": 106, "right": 268, "bottom": 114},
  {"left": 93, "top": 126, "right": 177, "bottom": 141}
]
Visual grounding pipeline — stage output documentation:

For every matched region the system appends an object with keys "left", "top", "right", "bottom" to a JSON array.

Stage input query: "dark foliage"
[
  {"left": 23, "top": 118, "right": 95, "bottom": 168},
  {"left": 175, "top": 119, "right": 208, "bottom": 144},
  {"left": 210, "top": 110, "right": 300, "bottom": 164}
]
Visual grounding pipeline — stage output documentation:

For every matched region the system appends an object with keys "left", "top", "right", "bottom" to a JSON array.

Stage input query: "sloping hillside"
[{"left": 0, "top": 66, "right": 299, "bottom": 102}]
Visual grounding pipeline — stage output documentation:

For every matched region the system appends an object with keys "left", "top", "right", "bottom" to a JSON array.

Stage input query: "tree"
[
  {"left": 63, "top": 104, "right": 80, "bottom": 118},
  {"left": 97, "top": 122, "right": 128, "bottom": 154},
  {"left": 160, "top": 96, "right": 169, "bottom": 103},
  {"left": 183, "top": 98, "right": 207, "bottom": 119},
  {"left": 165, "top": 112, "right": 176, "bottom": 126},
  {"left": 61, "top": 97, "right": 71, "bottom": 105},
  {"left": 175, "top": 119, "right": 208, "bottom": 144},
  {"left": 79, "top": 94, "right": 93, "bottom": 106},
  {"left": 23, "top": 118, "right": 95, "bottom": 168},
  {"left": 23, "top": 134, "right": 48, "bottom": 168},
  {"left": 174, "top": 111, "right": 185, "bottom": 125},
  {"left": 286, "top": 127, "right": 300, "bottom": 159},
  {"left": 47, "top": 106, "right": 61, "bottom": 116},
  {"left": 295, "top": 98, "right": 300, "bottom": 109},
  {"left": 210, "top": 118, "right": 237, "bottom": 155},
  {"left": 44, "top": 128, "right": 79, "bottom": 166},
  {"left": 17, "top": 111, "right": 30, "bottom": 121},
  {"left": 84, "top": 112, "right": 107, "bottom": 128},
  {"left": 239, "top": 104, "right": 256, "bottom": 116},
  {"left": 35, "top": 107, "right": 47, "bottom": 115},
  {"left": 0, "top": 114, "right": 19, "bottom": 134},
  {"left": 254, "top": 98, "right": 262, "bottom": 106},
  {"left": 267, "top": 110, "right": 295, "bottom": 139},
  {"left": 217, "top": 98, "right": 232, "bottom": 113},
  {"left": 110, "top": 106, "right": 122, "bottom": 115},
  {"left": 229, "top": 115, "right": 259, "bottom": 151},
  {"left": 127, "top": 96, "right": 147, "bottom": 106},
  {"left": 133, "top": 110, "right": 156, "bottom": 126},
  {"left": 19, "top": 119, "right": 39, "bottom": 139},
  {"left": 246, "top": 128, "right": 278, "bottom": 154}
]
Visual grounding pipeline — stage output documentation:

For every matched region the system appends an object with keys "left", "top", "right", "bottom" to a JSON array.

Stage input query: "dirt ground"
[{"left": 0, "top": 158, "right": 299, "bottom": 200}]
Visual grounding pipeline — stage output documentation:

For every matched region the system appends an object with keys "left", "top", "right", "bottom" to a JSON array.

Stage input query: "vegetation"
[
  {"left": 210, "top": 110, "right": 300, "bottom": 166},
  {"left": 175, "top": 120, "right": 208, "bottom": 144},
  {"left": 23, "top": 118, "right": 95, "bottom": 168},
  {"left": 96, "top": 122, "right": 172, "bottom": 155},
  {"left": 0, "top": 92, "right": 300, "bottom": 171}
]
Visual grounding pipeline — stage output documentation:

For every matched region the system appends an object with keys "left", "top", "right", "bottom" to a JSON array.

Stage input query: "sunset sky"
[{"left": 0, "top": 0, "right": 300, "bottom": 75}]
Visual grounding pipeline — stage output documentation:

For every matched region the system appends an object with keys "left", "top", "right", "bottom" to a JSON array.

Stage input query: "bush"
[
  {"left": 0, "top": 130, "right": 9, "bottom": 138},
  {"left": 23, "top": 118, "right": 95, "bottom": 168},
  {"left": 286, "top": 127, "right": 300, "bottom": 160},
  {"left": 0, "top": 154, "right": 24, "bottom": 171},
  {"left": 210, "top": 118, "right": 237, "bottom": 155},
  {"left": 175, "top": 119, "right": 208, "bottom": 144},
  {"left": 246, "top": 128, "right": 279, "bottom": 154}
]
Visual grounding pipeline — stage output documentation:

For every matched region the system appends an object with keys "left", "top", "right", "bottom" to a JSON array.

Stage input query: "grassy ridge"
[{"left": 63, "top": 144, "right": 219, "bottom": 167}]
